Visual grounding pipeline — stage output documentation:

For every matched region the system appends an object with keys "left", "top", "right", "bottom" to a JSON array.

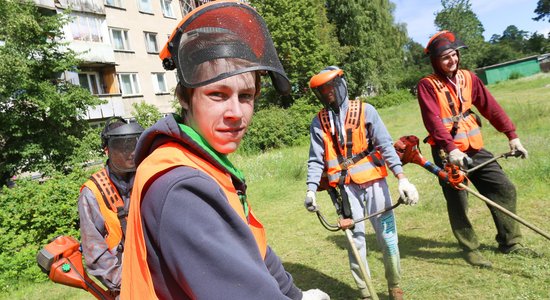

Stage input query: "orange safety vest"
[
  {"left": 318, "top": 100, "right": 387, "bottom": 187},
  {"left": 120, "top": 142, "right": 267, "bottom": 300},
  {"left": 81, "top": 168, "right": 126, "bottom": 250},
  {"left": 424, "top": 70, "right": 483, "bottom": 151}
]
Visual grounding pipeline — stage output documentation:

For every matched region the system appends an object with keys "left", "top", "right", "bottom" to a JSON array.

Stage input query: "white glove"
[
  {"left": 302, "top": 289, "right": 330, "bottom": 300},
  {"left": 304, "top": 190, "right": 318, "bottom": 212},
  {"left": 398, "top": 178, "right": 419, "bottom": 205},
  {"left": 448, "top": 149, "right": 472, "bottom": 169},
  {"left": 509, "top": 138, "right": 528, "bottom": 159}
]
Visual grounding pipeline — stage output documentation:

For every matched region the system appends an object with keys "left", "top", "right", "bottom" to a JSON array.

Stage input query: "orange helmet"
[
  {"left": 309, "top": 66, "right": 347, "bottom": 113},
  {"left": 424, "top": 30, "right": 467, "bottom": 57},
  {"left": 159, "top": 0, "right": 290, "bottom": 95}
]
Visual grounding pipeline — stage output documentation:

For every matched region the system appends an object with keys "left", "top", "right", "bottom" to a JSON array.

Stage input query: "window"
[
  {"left": 138, "top": 0, "right": 153, "bottom": 13},
  {"left": 79, "top": 73, "right": 103, "bottom": 94},
  {"left": 144, "top": 32, "right": 158, "bottom": 53},
  {"left": 152, "top": 73, "right": 168, "bottom": 93},
  {"left": 161, "top": 0, "right": 175, "bottom": 17},
  {"left": 69, "top": 12, "right": 104, "bottom": 43},
  {"left": 105, "top": 0, "right": 123, "bottom": 8},
  {"left": 118, "top": 73, "right": 141, "bottom": 95},
  {"left": 110, "top": 28, "right": 131, "bottom": 51}
]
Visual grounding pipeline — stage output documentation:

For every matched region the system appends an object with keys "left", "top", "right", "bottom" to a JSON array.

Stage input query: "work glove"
[
  {"left": 304, "top": 190, "right": 318, "bottom": 212},
  {"left": 509, "top": 138, "right": 528, "bottom": 159},
  {"left": 398, "top": 178, "right": 419, "bottom": 205},
  {"left": 448, "top": 149, "right": 472, "bottom": 169},
  {"left": 302, "top": 289, "right": 330, "bottom": 300}
]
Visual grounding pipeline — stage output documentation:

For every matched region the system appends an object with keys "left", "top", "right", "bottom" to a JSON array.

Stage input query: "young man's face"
[
  {"left": 437, "top": 49, "right": 459, "bottom": 76},
  {"left": 183, "top": 71, "right": 256, "bottom": 154},
  {"left": 107, "top": 136, "right": 139, "bottom": 173}
]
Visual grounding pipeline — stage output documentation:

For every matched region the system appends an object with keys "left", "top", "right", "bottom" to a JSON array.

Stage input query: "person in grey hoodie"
[
  {"left": 120, "top": 2, "right": 329, "bottom": 299},
  {"left": 305, "top": 66, "right": 419, "bottom": 300}
]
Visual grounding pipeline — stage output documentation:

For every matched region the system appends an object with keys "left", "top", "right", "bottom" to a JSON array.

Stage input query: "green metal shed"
[{"left": 475, "top": 55, "right": 541, "bottom": 85}]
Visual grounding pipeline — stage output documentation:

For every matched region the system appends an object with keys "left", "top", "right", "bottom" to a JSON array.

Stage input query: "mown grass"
[{"left": 7, "top": 73, "right": 550, "bottom": 300}]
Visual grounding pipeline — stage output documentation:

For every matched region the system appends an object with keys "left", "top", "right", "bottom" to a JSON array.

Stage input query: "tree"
[
  {"left": 499, "top": 25, "right": 530, "bottom": 53},
  {"left": 250, "top": 0, "right": 344, "bottom": 107},
  {"left": 434, "top": 0, "right": 486, "bottom": 69},
  {"left": 533, "top": 0, "right": 550, "bottom": 22},
  {"left": 325, "top": 0, "right": 408, "bottom": 97},
  {"left": 132, "top": 101, "right": 162, "bottom": 128},
  {"left": 0, "top": 0, "right": 99, "bottom": 185}
]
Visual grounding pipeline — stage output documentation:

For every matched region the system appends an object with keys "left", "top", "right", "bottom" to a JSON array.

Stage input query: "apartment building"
[{"left": 34, "top": 0, "right": 211, "bottom": 121}]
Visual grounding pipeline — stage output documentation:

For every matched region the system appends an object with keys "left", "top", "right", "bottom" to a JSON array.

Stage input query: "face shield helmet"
[
  {"left": 101, "top": 117, "right": 144, "bottom": 173},
  {"left": 159, "top": 0, "right": 290, "bottom": 96},
  {"left": 424, "top": 30, "right": 467, "bottom": 57},
  {"left": 309, "top": 67, "right": 347, "bottom": 114}
]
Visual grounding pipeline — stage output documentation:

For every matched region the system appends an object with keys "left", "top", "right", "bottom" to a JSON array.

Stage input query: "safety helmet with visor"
[
  {"left": 101, "top": 117, "right": 144, "bottom": 173},
  {"left": 424, "top": 30, "right": 467, "bottom": 57},
  {"left": 309, "top": 67, "right": 347, "bottom": 114},
  {"left": 159, "top": 0, "right": 290, "bottom": 96}
]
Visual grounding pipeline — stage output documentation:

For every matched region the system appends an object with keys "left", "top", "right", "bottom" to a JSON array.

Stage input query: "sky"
[{"left": 392, "top": 0, "right": 550, "bottom": 47}]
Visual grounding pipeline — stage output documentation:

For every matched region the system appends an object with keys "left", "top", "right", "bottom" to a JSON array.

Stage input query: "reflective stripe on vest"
[
  {"left": 81, "top": 168, "right": 124, "bottom": 251},
  {"left": 424, "top": 70, "right": 483, "bottom": 151},
  {"left": 120, "top": 142, "right": 267, "bottom": 300},
  {"left": 318, "top": 101, "right": 387, "bottom": 187}
]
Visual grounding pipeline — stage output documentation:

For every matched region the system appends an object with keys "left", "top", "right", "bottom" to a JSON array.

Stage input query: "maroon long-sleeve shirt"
[{"left": 416, "top": 70, "right": 517, "bottom": 153}]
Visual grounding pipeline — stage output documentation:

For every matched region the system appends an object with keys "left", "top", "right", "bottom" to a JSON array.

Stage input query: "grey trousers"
[{"left": 342, "top": 178, "right": 401, "bottom": 296}]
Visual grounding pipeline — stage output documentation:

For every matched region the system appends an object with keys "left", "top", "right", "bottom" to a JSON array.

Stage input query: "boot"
[
  {"left": 499, "top": 243, "right": 542, "bottom": 257},
  {"left": 462, "top": 250, "right": 492, "bottom": 268},
  {"left": 388, "top": 287, "right": 404, "bottom": 300}
]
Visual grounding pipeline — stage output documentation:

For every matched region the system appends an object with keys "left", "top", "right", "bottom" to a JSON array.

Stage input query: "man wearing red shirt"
[{"left": 416, "top": 30, "right": 535, "bottom": 268}]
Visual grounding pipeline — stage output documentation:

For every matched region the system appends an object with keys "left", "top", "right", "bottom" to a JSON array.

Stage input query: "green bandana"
[{"left": 174, "top": 114, "right": 249, "bottom": 217}]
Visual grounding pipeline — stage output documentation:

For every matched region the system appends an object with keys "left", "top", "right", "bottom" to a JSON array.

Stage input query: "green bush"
[
  {"left": 241, "top": 98, "right": 320, "bottom": 153},
  {"left": 363, "top": 89, "right": 415, "bottom": 109},
  {"left": 0, "top": 168, "right": 93, "bottom": 291},
  {"left": 508, "top": 71, "right": 524, "bottom": 80}
]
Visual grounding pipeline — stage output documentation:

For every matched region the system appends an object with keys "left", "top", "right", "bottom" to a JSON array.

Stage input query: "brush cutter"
[
  {"left": 393, "top": 135, "right": 550, "bottom": 242},
  {"left": 36, "top": 236, "right": 115, "bottom": 300},
  {"left": 313, "top": 187, "right": 406, "bottom": 300}
]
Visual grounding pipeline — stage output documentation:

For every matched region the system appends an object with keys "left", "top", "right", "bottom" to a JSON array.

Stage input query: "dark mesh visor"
[
  {"left": 312, "top": 77, "right": 346, "bottom": 113},
  {"left": 108, "top": 135, "right": 139, "bottom": 155}
]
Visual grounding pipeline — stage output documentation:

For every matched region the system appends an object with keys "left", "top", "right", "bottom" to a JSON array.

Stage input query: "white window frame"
[
  {"left": 69, "top": 12, "right": 104, "bottom": 43},
  {"left": 138, "top": 0, "right": 153, "bottom": 13},
  {"left": 118, "top": 73, "right": 141, "bottom": 96},
  {"left": 160, "top": 0, "right": 175, "bottom": 18},
  {"left": 105, "top": 0, "right": 123, "bottom": 8},
  {"left": 78, "top": 72, "right": 103, "bottom": 95},
  {"left": 144, "top": 32, "right": 159, "bottom": 53},
  {"left": 109, "top": 27, "right": 131, "bottom": 51},
  {"left": 152, "top": 72, "right": 168, "bottom": 94}
]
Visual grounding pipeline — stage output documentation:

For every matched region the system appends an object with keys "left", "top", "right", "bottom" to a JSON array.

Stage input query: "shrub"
[
  {"left": 508, "top": 71, "right": 524, "bottom": 80},
  {"left": 132, "top": 101, "right": 163, "bottom": 129},
  {"left": 0, "top": 168, "right": 93, "bottom": 291},
  {"left": 362, "top": 89, "right": 415, "bottom": 109},
  {"left": 241, "top": 98, "right": 319, "bottom": 153}
]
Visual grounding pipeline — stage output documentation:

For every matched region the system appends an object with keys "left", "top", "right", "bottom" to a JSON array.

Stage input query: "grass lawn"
[{"left": 6, "top": 73, "right": 550, "bottom": 300}]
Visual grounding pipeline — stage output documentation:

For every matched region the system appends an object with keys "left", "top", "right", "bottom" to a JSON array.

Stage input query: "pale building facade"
[{"left": 34, "top": 0, "right": 212, "bottom": 121}]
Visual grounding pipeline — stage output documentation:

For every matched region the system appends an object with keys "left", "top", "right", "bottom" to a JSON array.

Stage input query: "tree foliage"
[
  {"left": 0, "top": 0, "right": 100, "bottom": 185},
  {"left": 132, "top": 101, "right": 163, "bottom": 129},
  {"left": 434, "top": 0, "right": 486, "bottom": 69},
  {"left": 533, "top": 0, "right": 550, "bottom": 22},
  {"left": 250, "top": 0, "right": 344, "bottom": 107},
  {"left": 325, "top": 0, "right": 408, "bottom": 97}
]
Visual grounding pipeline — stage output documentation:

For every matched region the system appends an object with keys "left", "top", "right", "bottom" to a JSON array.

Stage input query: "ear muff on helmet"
[
  {"left": 309, "top": 67, "right": 347, "bottom": 114},
  {"left": 159, "top": 0, "right": 291, "bottom": 96},
  {"left": 424, "top": 30, "right": 467, "bottom": 57}
]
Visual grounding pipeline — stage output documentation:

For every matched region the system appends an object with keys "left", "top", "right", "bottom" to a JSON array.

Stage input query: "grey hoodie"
[
  {"left": 134, "top": 114, "right": 302, "bottom": 300},
  {"left": 306, "top": 97, "right": 404, "bottom": 192}
]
